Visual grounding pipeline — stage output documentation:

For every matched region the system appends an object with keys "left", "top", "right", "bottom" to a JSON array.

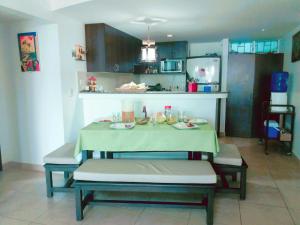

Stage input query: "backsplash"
[
  {"left": 139, "top": 74, "right": 186, "bottom": 91},
  {"left": 78, "top": 72, "right": 138, "bottom": 92},
  {"left": 78, "top": 72, "right": 186, "bottom": 92}
]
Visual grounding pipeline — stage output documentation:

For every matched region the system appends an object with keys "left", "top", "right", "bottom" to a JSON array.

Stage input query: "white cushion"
[
  {"left": 43, "top": 143, "right": 79, "bottom": 165},
  {"left": 214, "top": 144, "right": 242, "bottom": 166},
  {"left": 74, "top": 159, "right": 216, "bottom": 184}
]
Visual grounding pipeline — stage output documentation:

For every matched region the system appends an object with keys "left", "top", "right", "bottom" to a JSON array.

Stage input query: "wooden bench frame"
[
  {"left": 74, "top": 180, "right": 215, "bottom": 225},
  {"left": 44, "top": 163, "right": 80, "bottom": 197},
  {"left": 213, "top": 158, "right": 248, "bottom": 200}
]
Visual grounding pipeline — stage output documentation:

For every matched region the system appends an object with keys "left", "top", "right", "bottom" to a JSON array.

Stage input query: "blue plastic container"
[
  {"left": 271, "top": 72, "right": 289, "bottom": 92},
  {"left": 264, "top": 120, "right": 280, "bottom": 138}
]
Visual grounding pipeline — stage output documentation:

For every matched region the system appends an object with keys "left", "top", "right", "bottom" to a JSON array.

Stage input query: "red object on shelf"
[{"left": 188, "top": 82, "right": 198, "bottom": 92}]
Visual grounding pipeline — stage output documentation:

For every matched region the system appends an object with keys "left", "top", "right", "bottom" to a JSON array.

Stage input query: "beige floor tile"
[
  {"left": 0, "top": 191, "right": 57, "bottom": 222},
  {"left": 0, "top": 216, "right": 30, "bottom": 225},
  {"left": 82, "top": 205, "right": 144, "bottom": 225},
  {"left": 243, "top": 183, "right": 286, "bottom": 207},
  {"left": 277, "top": 184, "right": 300, "bottom": 210},
  {"left": 289, "top": 208, "right": 300, "bottom": 225},
  {"left": 135, "top": 207, "right": 190, "bottom": 225},
  {"left": 240, "top": 202, "right": 294, "bottom": 225},
  {"left": 213, "top": 197, "right": 241, "bottom": 225},
  {"left": 188, "top": 209, "right": 207, "bottom": 225},
  {"left": 34, "top": 200, "right": 82, "bottom": 225}
]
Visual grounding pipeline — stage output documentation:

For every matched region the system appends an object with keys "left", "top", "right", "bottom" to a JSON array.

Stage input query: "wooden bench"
[
  {"left": 43, "top": 143, "right": 81, "bottom": 197},
  {"left": 213, "top": 144, "right": 248, "bottom": 199},
  {"left": 74, "top": 159, "right": 217, "bottom": 225}
]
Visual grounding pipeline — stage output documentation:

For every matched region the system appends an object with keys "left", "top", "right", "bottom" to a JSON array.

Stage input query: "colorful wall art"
[{"left": 18, "top": 32, "right": 40, "bottom": 72}]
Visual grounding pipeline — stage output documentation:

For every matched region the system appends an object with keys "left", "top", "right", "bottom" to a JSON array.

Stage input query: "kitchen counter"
[
  {"left": 79, "top": 91, "right": 228, "bottom": 99},
  {"left": 79, "top": 92, "right": 227, "bottom": 131}
]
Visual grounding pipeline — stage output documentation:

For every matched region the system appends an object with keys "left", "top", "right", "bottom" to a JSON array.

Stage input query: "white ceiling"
[
  {"left": 53, "top": 0, "right": 300, "bottom": 42},
  {"left": 0, "top": 6, "right": 32, "bottom": 23}
]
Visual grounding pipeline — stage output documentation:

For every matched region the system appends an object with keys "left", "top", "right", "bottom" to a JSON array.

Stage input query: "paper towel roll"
[{"left": 271, "top": 92, "right": 287, "bottom": 112}]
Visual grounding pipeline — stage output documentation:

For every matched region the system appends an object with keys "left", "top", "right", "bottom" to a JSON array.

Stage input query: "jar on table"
[{"left": 165, "top": 106, "right": 177, "bottom": 125}]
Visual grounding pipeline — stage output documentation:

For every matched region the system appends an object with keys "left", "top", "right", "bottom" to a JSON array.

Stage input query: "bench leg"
[
  {"left": 45, "top": 169, "right": 53, "bottom": 198},
  {"left": 64, "top": 171, "right": 70, "bottom": 180},
  {"left": 206, "top": 190, "right": 214, "bottom": 225},
  {"left": 75, "top": 187, "right": 83, "bottom": 221},
  {"left": 240, "top": 166, "right": 247, "bottom": 200},
  {"left": 232, "top": 173, "right": 237, "bottom": 182}
]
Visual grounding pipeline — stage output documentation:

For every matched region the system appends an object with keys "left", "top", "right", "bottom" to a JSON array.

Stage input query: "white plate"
[
  {"left": 110, "top": 123, "right": 135, "bottom": 129},
  {"left": 188, "top": 118, "right": 208, "bottom": 124},
  {"left": 173, "top": 122, "right": 199, "bottom": 130}
]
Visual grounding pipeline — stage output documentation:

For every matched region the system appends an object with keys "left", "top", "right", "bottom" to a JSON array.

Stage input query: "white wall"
[
  {"left": 280, "top": 25, "right": 300, "bottom": 158},
  {"left": 57, "top": 21, "right": 86, "bottom": 143},
  {"left": 0, "top": 24, "right": 20, "bottom": 163},
  {"left": 189, "top": 42, "right": 223, "bottom": 57},
  {"left": 7, "top": 22, "right": 65, "bottom": 164}
]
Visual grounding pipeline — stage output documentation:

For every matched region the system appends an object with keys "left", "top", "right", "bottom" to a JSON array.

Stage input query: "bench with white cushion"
[
  {"left": 43, "top": 143, "right": 81, "bottom": 197},
  {"left": 74, "top": 159, "right": 216, "bottom": 225},
  {"left": 213, "top": 143, "right": 248, "bottom": 199}
]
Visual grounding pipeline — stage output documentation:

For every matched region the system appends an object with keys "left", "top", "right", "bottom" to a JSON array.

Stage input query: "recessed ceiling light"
[
  {"left": 167, "top": 34, "right": 173, "bottom": 38},
  {"left": 261, "top": 28, "right": 265, "bottom": 32}
]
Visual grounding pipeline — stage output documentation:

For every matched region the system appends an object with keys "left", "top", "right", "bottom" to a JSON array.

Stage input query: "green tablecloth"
[{"left": 75, "top": 122, "right": 219, "bottom": 156}]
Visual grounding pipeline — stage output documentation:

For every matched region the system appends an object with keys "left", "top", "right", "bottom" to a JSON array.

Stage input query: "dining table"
[{"left": 75, "top": 122, "right": 219, "bottom": 161}]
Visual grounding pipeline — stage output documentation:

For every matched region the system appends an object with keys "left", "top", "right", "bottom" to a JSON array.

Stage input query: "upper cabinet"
[
  {"left": 85, "top": 23, "right": 142, "bottom": 72},
  {"left": 156, "top": 41, "right": 188, "bottom": 60}
]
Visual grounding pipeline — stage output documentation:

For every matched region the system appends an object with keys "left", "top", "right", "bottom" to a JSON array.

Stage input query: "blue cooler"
[{"left": 264, "top": 120, "right": 280, "bottom": 138}]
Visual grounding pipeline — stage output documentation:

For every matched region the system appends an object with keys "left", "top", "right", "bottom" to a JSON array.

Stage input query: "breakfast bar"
[{"left": 79, "top": 92, "right": 228, "bottom": 132}]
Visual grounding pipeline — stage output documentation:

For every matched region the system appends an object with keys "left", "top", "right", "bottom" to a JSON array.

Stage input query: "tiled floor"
[{"left": 0, "top": 137, "right": 299, "bottom": 225}]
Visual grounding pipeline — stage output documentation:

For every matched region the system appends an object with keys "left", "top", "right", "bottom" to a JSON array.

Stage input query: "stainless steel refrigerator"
[{"left": 186, "top": 56, "right": 221, "bottom": 92}]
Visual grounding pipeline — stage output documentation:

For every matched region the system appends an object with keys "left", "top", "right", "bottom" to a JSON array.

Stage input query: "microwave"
[{"left": 160, "top": 59, "right": 183, "bottom": 73}]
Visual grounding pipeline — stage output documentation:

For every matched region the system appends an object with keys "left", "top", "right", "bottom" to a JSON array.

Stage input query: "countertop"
[{"left": 79, "top": 91, "right": 228, "bottom": 99}]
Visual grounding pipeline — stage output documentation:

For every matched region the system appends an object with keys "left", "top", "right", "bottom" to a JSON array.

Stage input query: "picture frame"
[
  {"left": 18, "top": 32, "right": 40, "bottom": 72},
  {"left": 292, "top": 30, "right": 300, "bottom": 63},
  {"left": 72, "top": 44, "right": 86, "bottom": 61}
]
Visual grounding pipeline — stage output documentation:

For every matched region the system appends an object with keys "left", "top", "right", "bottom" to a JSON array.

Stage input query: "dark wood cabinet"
[
  {"left": 156, "top": 41, "right": 188, "bottom": 60},
  {"left": 85, "top": 23, "right": 142, "bottom": 72},
  {"left": 226, "top": 53, "right": 284, "bottom": 138}
]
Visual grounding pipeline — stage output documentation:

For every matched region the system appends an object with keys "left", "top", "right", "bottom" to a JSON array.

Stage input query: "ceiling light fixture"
[
  {"left": 141, "top": 25, "right": 156, "bottom": 62},
  {"left": 131, "top": 17, "right": 167, "bottom": 26},
  {"left": 167, "top": 34, "right": 173, "bottom": 38}
]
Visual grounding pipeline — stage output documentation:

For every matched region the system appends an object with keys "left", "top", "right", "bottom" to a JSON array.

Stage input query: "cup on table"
[
  {"left": 150, "top": 113, "right": 157, "bottom": 126},
  {"left": 178, "top": 111, "right": 185, "bottom": 122}
]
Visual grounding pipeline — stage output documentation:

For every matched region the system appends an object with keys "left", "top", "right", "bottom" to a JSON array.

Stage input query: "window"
[{"left": 230, "top": 40, "right": 278, "bottom": 54}]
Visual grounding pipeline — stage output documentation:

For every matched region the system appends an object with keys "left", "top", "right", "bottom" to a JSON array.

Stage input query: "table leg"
[
  {"left": 188, "top": 152, "right": 193, "bottom": 160},
  {"left": 107, "top": 152, "right": 113, "bottom": 159},
  {"left": 82, "top": 150, "right": 93, "bottom": 162}
]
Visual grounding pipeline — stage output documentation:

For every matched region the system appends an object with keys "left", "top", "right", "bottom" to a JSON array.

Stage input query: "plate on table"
[
  {"left": 110, "top": 123, "right": 135, "bottom": 129},
  {"left": 173, "top": 122, "right": 199, "bottom": 130},
  {"left": 188, "top": 118, "right": 208, "bottom": 125}
]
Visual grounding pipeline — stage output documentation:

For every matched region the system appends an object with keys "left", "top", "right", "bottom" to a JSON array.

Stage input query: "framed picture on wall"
[
  {"left": 17, "top": 32, "right": 40, "bottom": 72},
  {"left": 292, "top": 31, "right": 300, "bottom": 63}
]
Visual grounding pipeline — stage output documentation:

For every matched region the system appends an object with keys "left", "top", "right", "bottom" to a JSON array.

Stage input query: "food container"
[
  {"left": 264, "top": 120, "right": 280, "bottom": 138},
  {"left": 280, "top": 129, "right": 292, "bottom": 142},
  {"left": 188, "top": 82, "right": 198, "bottom": 92}
]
